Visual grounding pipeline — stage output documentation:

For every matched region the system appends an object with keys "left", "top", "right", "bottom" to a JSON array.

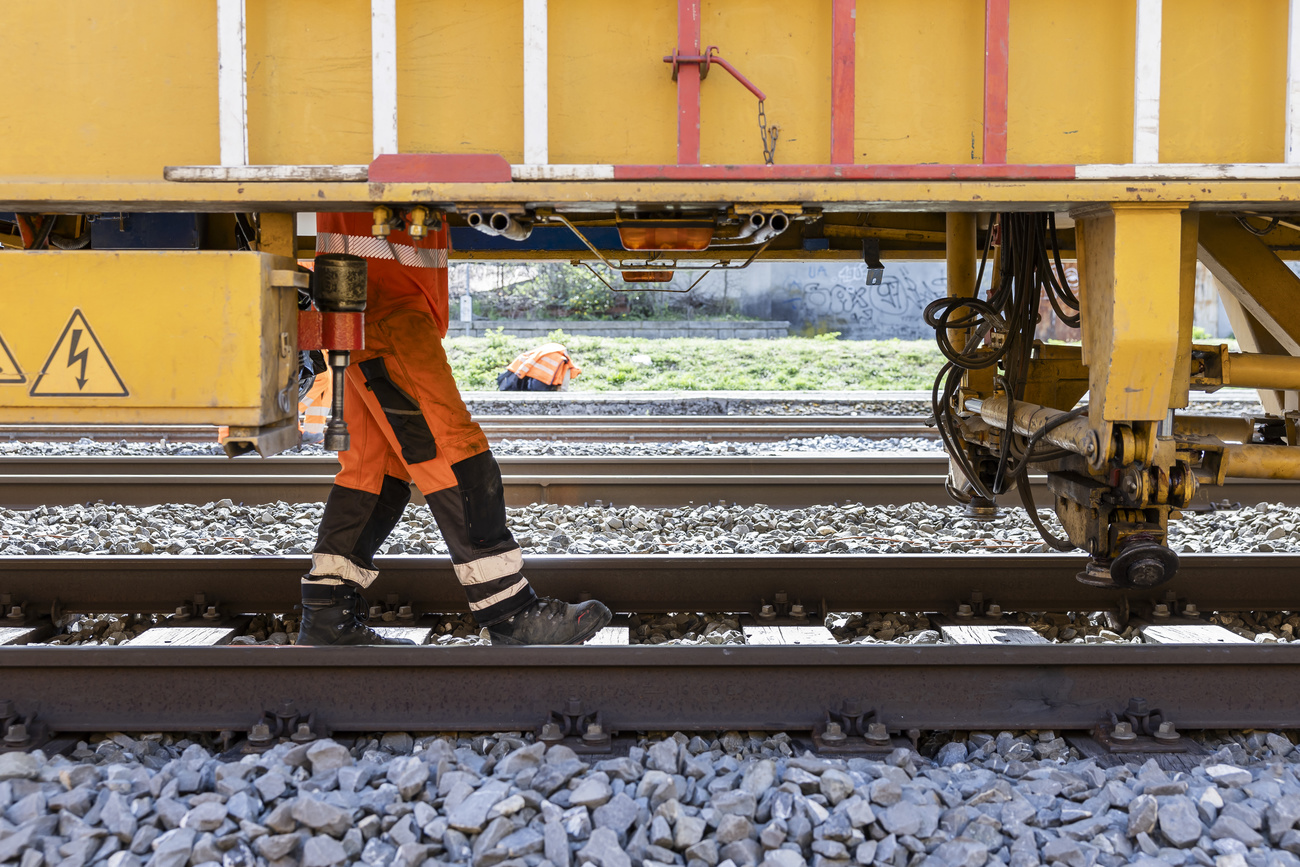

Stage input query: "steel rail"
[
  {"left": 3, "top": 553, "right": 1298, "bottom": 615},
  {"left": 4, "top": 643, "right": 1299, "bottom": 734},
  {"left": 0, "top": 453, "right": 978, "bottom": 509},
  {"left": 4, "top": 453, "right": 1294, "bottom": 508},
  {"left": 0, "top": 415, "right": 933, "bottom": 444}
]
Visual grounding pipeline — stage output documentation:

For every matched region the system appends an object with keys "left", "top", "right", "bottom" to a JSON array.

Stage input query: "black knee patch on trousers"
[
  {"left": 357, "top": 357, "right": 438, "bottom": 464},
  {"left": 314, "top": 484, "right": 379, "bottom": 561},
  {"left": 450, "top": 451, "right": 512, "bottom": 548},
  {"left": 351, "top": 475, "right": 411, "bottom": 570}
]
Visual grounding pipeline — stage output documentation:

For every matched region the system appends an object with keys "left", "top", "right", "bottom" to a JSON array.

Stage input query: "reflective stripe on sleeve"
[{"left": 317, "top": 232, "right": 448, "bottom": 269}]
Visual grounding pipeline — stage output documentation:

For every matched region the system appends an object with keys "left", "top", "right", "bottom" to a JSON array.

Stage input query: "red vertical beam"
[
  {"left": 830, "top": 0, "right": 856, "bottom": 164},
  {"left": 983, "top": 0, "right": 1010, "bottom": 164},
  {"left": 677, "top": 0, "right": 702, "bottom": 165}
]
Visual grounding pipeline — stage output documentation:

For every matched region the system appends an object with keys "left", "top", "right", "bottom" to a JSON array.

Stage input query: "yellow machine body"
[
  {"left": 0, "top": 1, "right": 1291, "bottom": 174},
  {"left": 0, "top": 252, "right": 298, "bottom": 428}
]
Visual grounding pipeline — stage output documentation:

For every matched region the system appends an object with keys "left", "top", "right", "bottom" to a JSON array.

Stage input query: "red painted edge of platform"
[{"left": 368, "top": 154, "right": 513, "bottom": 183}]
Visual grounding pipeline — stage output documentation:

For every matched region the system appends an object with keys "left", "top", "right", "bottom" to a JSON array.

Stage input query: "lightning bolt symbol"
[{"left": 67, "top": 328, "right": 90, "bottom": 390}]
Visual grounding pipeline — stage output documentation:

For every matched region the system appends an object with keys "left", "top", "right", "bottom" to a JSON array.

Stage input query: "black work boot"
[
  {"left": 487, "top": 597, "right": 612, "bottom": 646},
  {"left": 295, "top": 580, "right": 416, "bottom": 646}
]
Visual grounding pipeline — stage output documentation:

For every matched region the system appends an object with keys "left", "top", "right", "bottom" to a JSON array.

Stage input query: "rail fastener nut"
[
  {"left": 397, "top": 605, "right": 415, "bottom": 623},
  {"left": 864, "top": 722, "right": 891, "bottom": 746},
  {"left": 368, "top": 605, "right": 384, "bottom": 621},
  {"left": 5, "top": 605, "right": 22, "bottom": 621},
  {"left": 1154, "top": 721, "right": 1181, "bottom": 744},
  {"left": 246, "top": 723, "right": 275, "bottom": 751},
  {"left": 290, "top": 723, "right": 317, "bottom": 744},
  {"left": 1153, "top": 603, "right": 1171, "bottom": 619},
  {"left": 1182, "top": 603, "right": 1199, "bottom": 617},
  {"left": 202, "top": 605, "right": 221, "bottom": 621},
  {"left": 955, "top": 603, "right": 974, "bottom": 619},
  {"left": 757, "top": 603, "right": 776, "bottom": 622},
  {"left": 540, "top": 722, "right": 563, "bottom": 742},
  {"left": 821, "top": 722, "right": 847, "bottom": 744},
  {"left": 1110, "top": 721, "right": 1138, "bottom": 743},
  {"left": 3, "top": 724, "right": 30, "bottom": 749},
  {"left": 789, "top": 603, "right": 808, "bottom": 622},
  {"left": 986, "top": 604, "right": 1002, "bottom": 618}
]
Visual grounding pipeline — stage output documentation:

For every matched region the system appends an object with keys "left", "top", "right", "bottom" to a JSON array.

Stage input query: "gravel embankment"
[
  {"left": 0, "top": 436, "right": 945, "bottom": 459},
  {"left": 6, "top": 501, "right": 1295, "bottom": 559},
  {"left": 1, "top": 729, "right": 1299, "bottom": 867}
]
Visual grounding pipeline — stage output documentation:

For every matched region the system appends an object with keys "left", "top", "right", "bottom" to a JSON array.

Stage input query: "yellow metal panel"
[
  {"left": 549, "top": 0, "right": 677, "bottom": 164},
  {"left": 0, "top": 253, "right": 296, "bottom": 426},
  {"left": 246, "top": 0, "right": 372, "bottom": 165},
  {"left": 399, "top": 0, "right": 525, "bottom": 162},
  {"left": 699, "top": 0, "right": 831, "bottom": 165},
  {"left": 1161, "top": 0, "right": 1287, "bottom": 163},
  {"left": 855, "top": 0, "right": 985, "bottom": 164},
  {"left": 1077, "top": 205, "right": 1185, "bottom": 423},
  {"left": 0, "top": 2, "right": 219, "bottom": 180},
  {"left": 1008, "top": 0, "right": 1134, "bottom": 164}
]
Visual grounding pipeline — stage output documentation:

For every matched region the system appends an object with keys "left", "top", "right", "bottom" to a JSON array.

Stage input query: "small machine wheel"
[{"left": 1109, "top": 541, "right": 1179, "bottom": 588}]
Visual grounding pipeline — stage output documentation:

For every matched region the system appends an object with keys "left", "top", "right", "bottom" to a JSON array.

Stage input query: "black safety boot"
[
  {"left": 487, "top": 597, "right": 612, "bottom": 646},
  {"left": 295, "top": 580, "right": 416, "bottom": 646}
]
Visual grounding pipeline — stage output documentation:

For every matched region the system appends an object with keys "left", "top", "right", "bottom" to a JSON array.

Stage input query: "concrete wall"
[{"left": 447, "top": 319, "right": 789, "bottom": 339}]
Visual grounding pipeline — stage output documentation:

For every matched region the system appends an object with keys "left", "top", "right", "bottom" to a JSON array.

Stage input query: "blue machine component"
[
  {"left": 449, "top": 226, "right": 621, "bottom": 252},
  {"left": 90, "top": 213, "right": 205, "bottom": 250}
]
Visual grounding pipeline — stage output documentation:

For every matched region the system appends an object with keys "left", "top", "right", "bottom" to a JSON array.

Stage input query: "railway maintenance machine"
[{"left": 6, "top": 1, "right": 1300, "bottom": 590}]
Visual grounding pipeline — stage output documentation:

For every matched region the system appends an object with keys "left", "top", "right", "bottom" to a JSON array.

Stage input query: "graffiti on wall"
[
  {"left": 771, "top": 261, "right": 1082, "bottom": 341},
  {"left": 771, "top": 262, "right": 951, "bottom": 339}
]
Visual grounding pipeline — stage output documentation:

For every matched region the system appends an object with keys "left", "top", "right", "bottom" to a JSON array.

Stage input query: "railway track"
[
  {"left": 1, "top": 553, "right": 1298, "bottom": 739},
  {"left": 4, "top": 453, "right": 1295, "bottom": 508},
  {"left": 0, "top": 415, "right": 933, "bottom": 445}
]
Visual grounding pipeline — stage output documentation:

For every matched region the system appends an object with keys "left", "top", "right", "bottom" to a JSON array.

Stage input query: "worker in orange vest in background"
[
  {"left": 498, "top": 342, "right": 582, "bottom": 391},
  {"left": 297, "top": 212, "right": 610, "bottom": 646}
]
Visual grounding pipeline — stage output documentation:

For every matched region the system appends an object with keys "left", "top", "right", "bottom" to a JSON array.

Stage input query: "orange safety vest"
[{"left": 506, "top": 343, "right": 582, "bottom": 387}]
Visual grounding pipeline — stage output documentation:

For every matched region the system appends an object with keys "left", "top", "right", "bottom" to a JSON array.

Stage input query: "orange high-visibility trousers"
[{"left": 309, "top": 307, "right": 536, "bottom": 625}]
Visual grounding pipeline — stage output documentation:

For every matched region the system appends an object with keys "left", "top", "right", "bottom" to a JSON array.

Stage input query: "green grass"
[{"left": 445, "top": 330, "right": 945, "bottom": 391}]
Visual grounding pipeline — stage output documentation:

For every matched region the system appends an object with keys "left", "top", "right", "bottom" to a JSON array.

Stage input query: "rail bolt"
[
  {"left": 202, "top": 606, "right": 220, "bottom": 621},
  {"left": 290, "top": 723, "right": 317, "bottom": 744},
  {"left": 864, "top": 723, "right": 891, "bottom": 746},
  {"left": 955, "top": 603, "right": 974, "bottom": 619},
  {"left": 986, "top": 604, "right": 1002, "bottom": 618},
  {"left": 5, "top": 605, "right": 22, "bottom": 621},
  {"left": 789, "top": 603, "right": 807, "bottom": 621},
  {"left": 368, "top": 605, "right": 384, "bottom": 621},
  {"left": 246, "top": 723, "right": 274, "bottom": 749},
  {"left": 821, "top": 722, "right": 847, "bottom": 744},
  {"left": 581, "top": 724, "right": 605, "bottom": 746},
  {"left": 1182, "top": 603, "right": 1199, "bottom": 617},
  {"left": 540, "top": 722, "right": 563, "bottom": 741},
  {"left": 1111, "top": 721, "right": 1137, "bottom": 743},
  {"left": 1152, "top": 604, "right": 1171, "bottom": 619},
  {"left": 3, "top": 724, "right": 30, "bottom": 748},
  {"left": 397, "top": 605, "right": 415, "bottom": 622},
  {"left": 1154, "top": 721, "right": 1180, "bottom": 744},
  {"left": 757, "top": 604, "right": 776, "bottom": 622}
]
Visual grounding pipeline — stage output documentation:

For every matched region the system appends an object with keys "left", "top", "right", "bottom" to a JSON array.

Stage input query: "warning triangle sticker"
[
  {"left": 29, "top": 309, "right": 129, "bottom": 398},
  {"left": 0, "top": 330, "right": 24, "bottom": 384}
]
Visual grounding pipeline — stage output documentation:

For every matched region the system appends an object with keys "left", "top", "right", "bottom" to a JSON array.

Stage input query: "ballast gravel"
[
  {"left": 0, "top": 436, "right": 945, "bottom": 459},
  {"left": 6, "top": 500, "right": 1300, "bottom": 560},
  {"left": 3, "top": 729, "right": 1300, "bottom": 867}
]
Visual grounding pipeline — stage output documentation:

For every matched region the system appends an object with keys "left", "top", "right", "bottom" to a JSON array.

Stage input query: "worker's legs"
[
  {"left": 351, "top": 308, "right": 536, "bottom": 625},
  {"left": 349, "top": 308, "right": 610, "bottom": 642}
]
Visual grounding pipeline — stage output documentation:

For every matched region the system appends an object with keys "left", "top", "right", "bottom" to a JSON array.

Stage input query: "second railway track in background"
[
  {"left": 0, "top": 414, "right": 932, "bottom": 445},
  {"left": 3, "top": 453, "right": 1296, "bottom": 509}
]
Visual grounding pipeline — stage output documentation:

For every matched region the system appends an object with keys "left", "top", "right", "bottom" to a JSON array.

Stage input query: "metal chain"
[{"left": 758, "top": 100, "right": 779, "bottom": 165}]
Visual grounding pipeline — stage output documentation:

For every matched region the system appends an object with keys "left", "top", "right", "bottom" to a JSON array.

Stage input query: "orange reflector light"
[
  {"left": 618, "top": 222, "right": 714, "bottom": 251},
  {"left": 621, "top": 270, "right": 674, "bottom": 283}
]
